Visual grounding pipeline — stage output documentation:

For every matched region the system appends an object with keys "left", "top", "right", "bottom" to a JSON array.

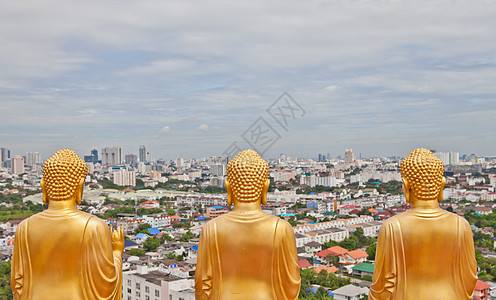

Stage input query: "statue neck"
[
  {"left": 410, "top": 196, "right": 440, "bottom": 210},
  {"left": 47, "top": 197, "right": 78, "bottom": 211},
  {"left": 233, "top": 200, "right": 262, "bottom": 213}
]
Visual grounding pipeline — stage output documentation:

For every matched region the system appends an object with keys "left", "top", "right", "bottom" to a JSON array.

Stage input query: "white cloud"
[
  {"left": 160, "top": 126, "right": 170, "bottom": 133},
  {"left": 324, "top": 85, "right": 340, "bottom": 91},
  {"left": 198, "top": 124, "right": 209, "bottom": 132}
]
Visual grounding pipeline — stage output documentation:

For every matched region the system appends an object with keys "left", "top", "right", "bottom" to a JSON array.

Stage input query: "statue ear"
[
  {"left": 438, "top": 177, "right": 446, "bottom": 203},
  {"left": 225, "top": 180, "right": 232, "bottom": 206},
  {"left": 402, "top": 178, "right": 410, "bottom": 203},
  {"left": 75, "top": 178, "right": 85, "bottom": 205},
  {"left": 40, "top": 179, "right": 48, "bottom": 204},
  {"left": 261, "top": 179, "right": 270, "bottom": 205}
]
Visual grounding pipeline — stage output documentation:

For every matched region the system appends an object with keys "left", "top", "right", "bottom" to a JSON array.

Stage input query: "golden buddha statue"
[
  {"left": 195, "top": 150, "right": 301, "bottom": 299},
  {"left": 11, "top": 149, "right": 124, "bottom": 300},
  {"left": 369, "top": 148, "right": 477, "bottom": 300}
]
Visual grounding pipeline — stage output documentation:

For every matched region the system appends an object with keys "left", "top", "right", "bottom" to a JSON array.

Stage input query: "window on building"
[
  {"left": 145, "top": 286, "right": 149, "bottom": 293},
  {"left": 155, "top": 290, "right": 160, "bottom": 297},
  {"left": 136, "top": 283, "right": 140, "bottom": 289}
]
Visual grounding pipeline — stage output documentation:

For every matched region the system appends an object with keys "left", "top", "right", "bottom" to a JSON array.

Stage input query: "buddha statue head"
[
  {"left": 41, "top": 149, "right": 88, "bottom": 204},
  {"left": 225, "top": 149, "right": 270, "bottom": 206},
  {"left": 400, "top": 148, "right": 446, "bottom": 203}
]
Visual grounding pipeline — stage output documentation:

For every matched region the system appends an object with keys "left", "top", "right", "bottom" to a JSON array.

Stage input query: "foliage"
[
  {"left": 143, "top": 236, "right": 162, "bottom": 252},
  {"left": 161, "top": 234, "right": 174, "bottom": 242},
  {"left": 127, "top": 248, "right": 146, "bottom": 257},
  {"left": 325, "top": 253, "right": 339, "bottom": 266},
  {"left": 0, "top": 262, "right": 12, "bottom": 300},
  {"left": 198, "top": 186, "right": 227, "bottom": 194},
  {"left": 475, "top": 250, "right": 496, "bottom": 281},
  {"left": 137, "top": 208, "right": 163, "bottom": 216},
  {"left": 299, "top": 268, "right": 350, "bottom": 298},
  {"left": 180, "top": 231, "right": 195, "bottom": 242},
  {"left": 166, "top": 204, "right": 176, "bottom": 216},
  {"left": 98, "top": 179, "right": 126, "bottom": 190},
  {"left": 366, "top": 243, "right": 377, "bottom": 260},
  {"left": 135, "top": 223, "right": 152, "bottom": 235}
]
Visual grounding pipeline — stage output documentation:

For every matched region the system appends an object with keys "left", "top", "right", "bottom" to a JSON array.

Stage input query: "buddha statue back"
[{"left": 369, "top": 148, "right": 477, "bottom": 300}]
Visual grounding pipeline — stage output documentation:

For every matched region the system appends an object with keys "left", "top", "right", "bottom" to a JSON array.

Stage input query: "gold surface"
[
  {"left": 11, "top": 149, "right": 124, "bottom": 300},
  {"left": 195, "top": 150, "right": 301, "bottom": 299},
  {"left": 369, "top": 148, "right": 477, "bottom": 300}
]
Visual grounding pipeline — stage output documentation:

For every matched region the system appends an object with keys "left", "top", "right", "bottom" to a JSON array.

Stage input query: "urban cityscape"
[{"left": 0, "top": 145, "right": 495, "bottom": 299}]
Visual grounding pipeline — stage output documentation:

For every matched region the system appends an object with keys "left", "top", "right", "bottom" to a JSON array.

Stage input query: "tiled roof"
[
  {"left": 474, "top": 279, "right": 491, "bottom": 291},
  {"left": 352, "top": 262, "right": 374, "bottom": 273},
  {"left": 313, "top": 266, "right": 338, "bottom": 274},
  {"left": 348, "top": 249, "right": 368, "bottom": 259},
  {"left": 298, "top": 259, "right": 312, "bottom": 268}
]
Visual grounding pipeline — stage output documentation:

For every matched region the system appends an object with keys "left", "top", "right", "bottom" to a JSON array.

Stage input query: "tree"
[
  {"left": 325, "top": 253, "right": 339, "bottom": 266},
  {"left": 366, "top": 243, "right": 377, "bottom": 260},
  {"left": 339, "top": 237, "right": 358, "bottom": 251},
  {"left": 166, "top": 204, "right": 176, "bottom": 216},
  {"left": 161, "top": 233, "right": 174, "bottom": 242},
  {"left": 135, "top": 222, "right": 152, "bottom": 235},
  {"left": 0, "top": 262, "right": 13, "bottom": 300},
  {"left": 143, "top": 236, "right": 161, "bottom": 252},
  {"left": 127, "top": 248, "right": 146, "bottom": 257},
  {"left": 447, "top": 206, "right": 454, "bottom": 212},
  {"left": 180, "top": 231, "right": 194, "bottom": 242}
]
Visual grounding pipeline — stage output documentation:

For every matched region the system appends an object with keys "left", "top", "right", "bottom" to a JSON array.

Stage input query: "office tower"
[
  {"left": 435, "top": 152, "right": 459, "bottom": 165},
  {"left": 1, "top": 148, "right": 10, "bottom": 162},
  {"left": 345, "top": 149, "right": 355, "bottom": 164},
  {"left": 139, "top": 145, "right": 147, "bottom": 163},
  {"left": 84, "top": 147, "right": 99, "bottom": 164},
  {"left": 212, "top": 164, "right": 227, "bottom": 177},
  {"left": 125, "top": 154, "right": 137, "bottom": 165},
  {"left": 12, "top": 155, "right": 25, "bottom": 175},
  {"left": 327, "top": 153, "right": 330, "bottom": 160},
  {"left": 26, "top": 152, "right": 41, "bottom": 167},
  {"left": 101, "top": 147, "right": 122, "bottom": 166},
  {"left": 113, "top": 169, "right": 136, "bottom": 186},
  {"left": 449, "top": 152, "right": 460, "bottom": 165}
]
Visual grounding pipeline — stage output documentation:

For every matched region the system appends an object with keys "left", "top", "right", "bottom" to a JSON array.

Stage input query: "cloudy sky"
[{"left": 1, "top": 0, "right": 495, "bottom": 160}]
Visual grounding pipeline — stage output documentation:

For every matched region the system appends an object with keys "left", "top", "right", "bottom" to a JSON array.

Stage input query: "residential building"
[
  {"left": 345, "top": 149, "right": 355, "bottom": 164},
  {"left": 102, "top": 147, "right": 122, "bottom": 166},
  {"left": 26, "top": 152, "right": 41, "bottom": 167},
  {"left": 123, "top": 265, "right": 194, "bottom": 300},
  {"left": 473, "top": 280, "right": 491, "bottom": 300},
  {"left": 11, "top": 155, "right": 24, "bottom": 175},
  {"left": 114, "top": 169, "right": 136, "bottom": 186},
  {"left": 332, "top": 284, "right": 369, "bottom": 300}
]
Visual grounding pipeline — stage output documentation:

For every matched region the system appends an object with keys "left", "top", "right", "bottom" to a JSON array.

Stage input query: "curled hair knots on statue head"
[
  {"left": 400, "top": 148, "right": 444, "bottom": 201},
  {"left": 42, "top": 149, "right": 88, "bottom": 201},
  {"left": 227, "top": 150, "right": 269, "bottom": 203}
]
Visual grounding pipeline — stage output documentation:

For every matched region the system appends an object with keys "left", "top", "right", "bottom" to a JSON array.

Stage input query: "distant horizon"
[{"left": 1, "top": 144, "right": 494, "bottom": 162}]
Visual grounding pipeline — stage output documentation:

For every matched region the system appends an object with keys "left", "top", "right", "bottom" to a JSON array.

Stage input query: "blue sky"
[{"left": 1, "top": 0, "right": 495, "bottom": 160}]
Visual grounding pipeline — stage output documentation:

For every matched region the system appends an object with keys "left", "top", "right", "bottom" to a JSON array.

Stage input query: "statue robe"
[
  {"left": 11, "top": 210, "right": 122, "bottom": 300},
  {"left": 195, "top": 210, "right": 301, "bottom": 299},
  {"left": 369, "top": 208, "right": 477, "bottom": 300}
]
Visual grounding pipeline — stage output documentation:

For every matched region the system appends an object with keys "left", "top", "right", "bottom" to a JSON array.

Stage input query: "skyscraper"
[
  {"left": 345, "top": 149, "right": 355, "bottom": 164},
  {"left": 12, "top": 155, "right": 24, "bottom": 175},
  {"left": 101, "top": 147, "right": 122, "bottom": 166},
  {"left": 26, "top": 152, "right": 41, "bottom": 167},
  {"left": 1, "top": 148, "right": 10, "bottom": 163},
  {"left": 139, "top": 145, "right": 147, "bottom": 163}
]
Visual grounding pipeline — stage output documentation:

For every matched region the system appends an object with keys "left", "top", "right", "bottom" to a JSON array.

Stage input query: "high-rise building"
[
  {"left": 26, "top": 152, "right": 41, "bottom": 167},
  {"left": 12, "top": 155, "right": 25, "bottom": 175},
  {"left": 84, "top": 147, "right": 99, "bottom": 164},
  {"left": 139, "top": 145, "right": 147, "bottom": 163},
  {"left": 125, "top": 154, "right": 137, "bottom": 165},
  {"left": 435, "top": 152, "right": 459, "bottom": 165},
  {"left": 212, "top": 164, "right": 227, "bottom": 177},
  {"left": 345, "top": 149, "right": 355, "bottom": 164},
  {"left": 1, "top": 148, "right": 10, "bottom": 163},
  {"left": 113, "top": 169, "right": 136, "bottom": 186},
  {"left": 101, "top": 147, "right": 122, "bottom": 166}
]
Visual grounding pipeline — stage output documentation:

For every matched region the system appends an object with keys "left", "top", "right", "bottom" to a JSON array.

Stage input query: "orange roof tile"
[
  {"left": 313, "top": 266, "right": 338, "bottom": 274},
  {"left": 474, "top": 280, "right": 491, "bottom": 291},
  {"left": 298, "top": 259, "right": 312, "bottom": 268},
  {"left": 347, "top": 249, "right": 368, "bottom": 259}
]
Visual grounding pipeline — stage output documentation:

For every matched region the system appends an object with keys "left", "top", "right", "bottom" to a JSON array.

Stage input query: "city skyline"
[{"left": 1, "top": 0, "right": 495, "bottom": 158}]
